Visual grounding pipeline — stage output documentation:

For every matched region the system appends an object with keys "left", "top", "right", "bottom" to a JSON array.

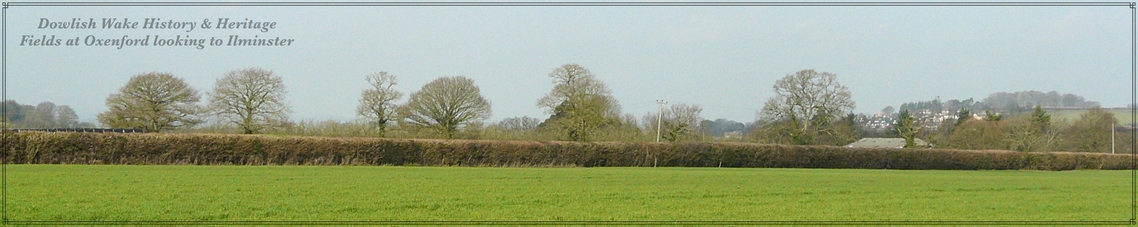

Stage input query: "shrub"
[{"left": 2, "top": 132, "right": 1131, "bottom": 170}]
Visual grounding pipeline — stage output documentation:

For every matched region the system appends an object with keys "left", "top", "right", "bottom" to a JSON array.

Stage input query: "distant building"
[
  {"left": 722, "top": 131, "right": 743, "bottom": 139},
  {"left": 846, "top": 138, "right": 930, "bottom": 149}
]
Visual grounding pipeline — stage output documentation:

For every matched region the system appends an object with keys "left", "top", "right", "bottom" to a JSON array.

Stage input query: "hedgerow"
[{"left": 3, "top": 132, "right": 1130, "bottom": 170}]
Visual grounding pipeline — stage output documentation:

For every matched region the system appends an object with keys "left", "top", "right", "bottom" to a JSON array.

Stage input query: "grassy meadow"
[
  {"left": 5, "top": 165, "right": 1132, "bottom": 221},
  {"left": 1051, "top": 108, "right": 1137, "bottom": 125}
]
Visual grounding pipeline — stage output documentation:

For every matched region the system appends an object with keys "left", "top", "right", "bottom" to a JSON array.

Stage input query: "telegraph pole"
[{"left": 656, "top": 100, "right": 667, "bottom": 142}]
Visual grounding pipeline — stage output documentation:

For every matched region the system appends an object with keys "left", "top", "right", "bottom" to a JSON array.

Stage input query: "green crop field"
[
  {"left": 1050, "top": 108, "right": 1136, "bottom": 125},
  {"left": 4, "top": 165, "right": 1133, "bottom": 221}
]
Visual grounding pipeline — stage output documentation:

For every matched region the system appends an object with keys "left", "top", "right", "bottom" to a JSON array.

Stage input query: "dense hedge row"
[{"left": 2, "top": 132, "right": 1132, "bottom": 170}]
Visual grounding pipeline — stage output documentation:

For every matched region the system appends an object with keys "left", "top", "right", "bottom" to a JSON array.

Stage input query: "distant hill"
[
  {"left": 894, "top": 90, "right": 1098, "bottom": 116},
  {"left": 982, "top": 91, "right": 1099, "bottom": 113},
  {"left": 701, "top": 118, "right": 748, "bottom": 137},
  {"left": 1048, "top": 108, "right": 1135, "bottom": 125}
]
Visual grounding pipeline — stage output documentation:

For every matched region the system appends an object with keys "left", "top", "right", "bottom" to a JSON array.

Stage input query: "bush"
[{"left": 2, "top": 132, "right": 1131, "bottom": 170}]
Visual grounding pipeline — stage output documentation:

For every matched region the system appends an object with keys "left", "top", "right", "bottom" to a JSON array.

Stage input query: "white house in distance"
[{"left": 846, "top": 138, "right": 930, "bottom": 149}]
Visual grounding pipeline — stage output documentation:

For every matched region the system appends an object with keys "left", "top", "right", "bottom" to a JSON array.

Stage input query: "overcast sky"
[{"left": 5, "top": 2, "right": 1131, "bottom": 125}]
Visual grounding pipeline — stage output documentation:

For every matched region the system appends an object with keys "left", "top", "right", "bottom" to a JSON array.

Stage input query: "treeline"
[
  {"left": 882, "top": 91, "right": 1124, "bottom": 153},
  {"left": 897, "top": 98, "right": 985, "bottom": 115},
  {"left": 5, "top": 132, "right": 1129, "bottom": 170},
  {"left": 83, "top": 64, "right": 719, "bottom": 144},
  {"left": 895, "top": 90, "right": 1098, "bottom": 115},
  {"left": 926, "top": 107, "right": 1133, "bottom": 153},
  {"left": 1, "top": 100, "right": 93, "bottom": 128},
  {"left": 701, "top": 118, "right": 749, "bottom": 137},
  {"left": 984, "top": 90, "right": 1099, "bottom": 112},
  {"left": 18, "top": 66, "right": 1131, "bottom": 156}
]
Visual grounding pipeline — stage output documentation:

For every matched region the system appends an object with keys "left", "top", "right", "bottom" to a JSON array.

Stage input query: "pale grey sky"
[{"left": 5, "top": 2, "right": 1132, "bottom": 125}]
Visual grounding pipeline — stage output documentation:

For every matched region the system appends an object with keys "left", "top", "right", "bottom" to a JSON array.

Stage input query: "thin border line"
[
  {"left": 0, "top": 1, "right": 1134, "bottom": 226},
  {"left": 0, "top": 220, "right": 1133, "bottom": 225},
  {"left": 3, "top": 1, "right": 8, "bottom": 224},
  {"left": 0, "top": 1, "right": 1133, "bottom": 7},
  {"left": 1131, "top": 1, "right": 1136, "bottom": 224}
]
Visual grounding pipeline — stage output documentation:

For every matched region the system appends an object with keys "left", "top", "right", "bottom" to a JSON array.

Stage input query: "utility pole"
[
  {"left": 656, "top": 100, "right": 667, "bottom": 143},
  {"left": 1112, "top": 123, "right": 1116, "bottom": 154}
]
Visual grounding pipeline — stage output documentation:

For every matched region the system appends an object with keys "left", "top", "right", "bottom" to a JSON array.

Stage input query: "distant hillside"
[
  {"left": 894, "top": 90, "right": 1098, "bottom": 115},
  {"left": 1049, "top": 108, "right": 1135, "bottom": 125},
  {"left": 701, "top": 118, "right": 748, "bottom": 137},
  {"left": 983, "top": 91, "right": 1099, "bottom": 113}
]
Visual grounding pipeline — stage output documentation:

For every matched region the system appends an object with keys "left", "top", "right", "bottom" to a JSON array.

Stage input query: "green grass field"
[
  {"left": 1051, "top": 108, "right": 1136, "bottom": 125},
  {"left": 5, "top": 165, "right": 1132, "bottom": 221}
]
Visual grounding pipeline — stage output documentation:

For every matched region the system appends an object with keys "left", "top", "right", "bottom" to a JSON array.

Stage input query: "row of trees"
[
  {"left": 889, "top": 91, "right": 1098, "bottom": 119},
  {"left": 983, "top": 90, "right": 1099, "bottom": 113},
  {"left": 47, "top": 65, "right": 1135, "bottom": 154},
  {"left": 97, "top": 68, "right": 292, "bottom": 134},
  {"left": 894, "top": 98, "right": 986, "bottom": 116},
  {"left": 1, "top": 100, "right": 86, "bottom": 128},
  {"left": 356, "top": 64, "right": 705, "bottom": 141},
  {"left": 923, "top": 106, "right": 1129, "bottom": 153},
  {"left": 96, "top": 68, "right": 497, "bottom": 139},
  {"left": 744, "top": 70, "right": 1130, "bottom": 154},
  {"left": 93, "top": 64, "right": 707, "bottom": 141}
]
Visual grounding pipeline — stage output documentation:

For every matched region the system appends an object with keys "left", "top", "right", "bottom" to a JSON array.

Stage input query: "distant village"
[{"left": 702, "top": 90, "right": 1133, "bottom": 150}]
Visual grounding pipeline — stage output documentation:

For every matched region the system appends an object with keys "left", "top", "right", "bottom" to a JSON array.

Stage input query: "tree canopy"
[
  {"left": 98, "top": 72, "right": 202, "bottom": 132},
  {"left": 537, "top": 64, "right": 621, "bottom": 141},
  {"left": 208, "top": 67, "right": 292, "bottom": 134},
  {"left": 357, "top": 72, "right": 403, "bottom": 137},
  {"left": 757, "top": 69, "right": 855, "bottom": 145},
  {"left": 402, "top": 76, "right": 491, "bottom": 139}
]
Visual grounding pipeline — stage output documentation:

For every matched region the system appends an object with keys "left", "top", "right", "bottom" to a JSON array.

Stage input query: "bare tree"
[
  {"left": 2, "top": 100, "right": 25, "bottom": 126},
  {"left": 880, "top": 106, "right": 895, "bottom": 116},
  {"left": 642, "top": 103, "right": 704, "bottom": 142},
  {"left": 490, "top": 116, "right": 543, "bottom": 139},
  {"left": 758, "top": 69, "right": 855, "bottom": 145},
  {"left": 97, "top": 72, "right": 203, "bottom": 132},
  {"left": 208, "top": 67, "right": 292, "bottom": 134},
  {"left": 402, "top": 76, "right": 491, "bottom": 139},
  {"left": 948, "top": 119, "right": 1007, "bottom": 150},
  {"left": 1006, "top": 116, "right": 1064, "bottom": 152},
  {"left": 497, "top": 116, "right": 542, "bottom": 132},
  {"left": 54, "top": 105, "right": 79, "bottom": 128},
  {"left": 357, "top": 72, "right": 403, "bottom": 137},
  {"left": 1063, "top": 107, "right": 1117, "bottom": 152},
  {"left": 33, "top": 102, "right": 56, "bottom": 128},
  {"left": 537, "top": 63, "right": 621, "bottom": 141}
]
